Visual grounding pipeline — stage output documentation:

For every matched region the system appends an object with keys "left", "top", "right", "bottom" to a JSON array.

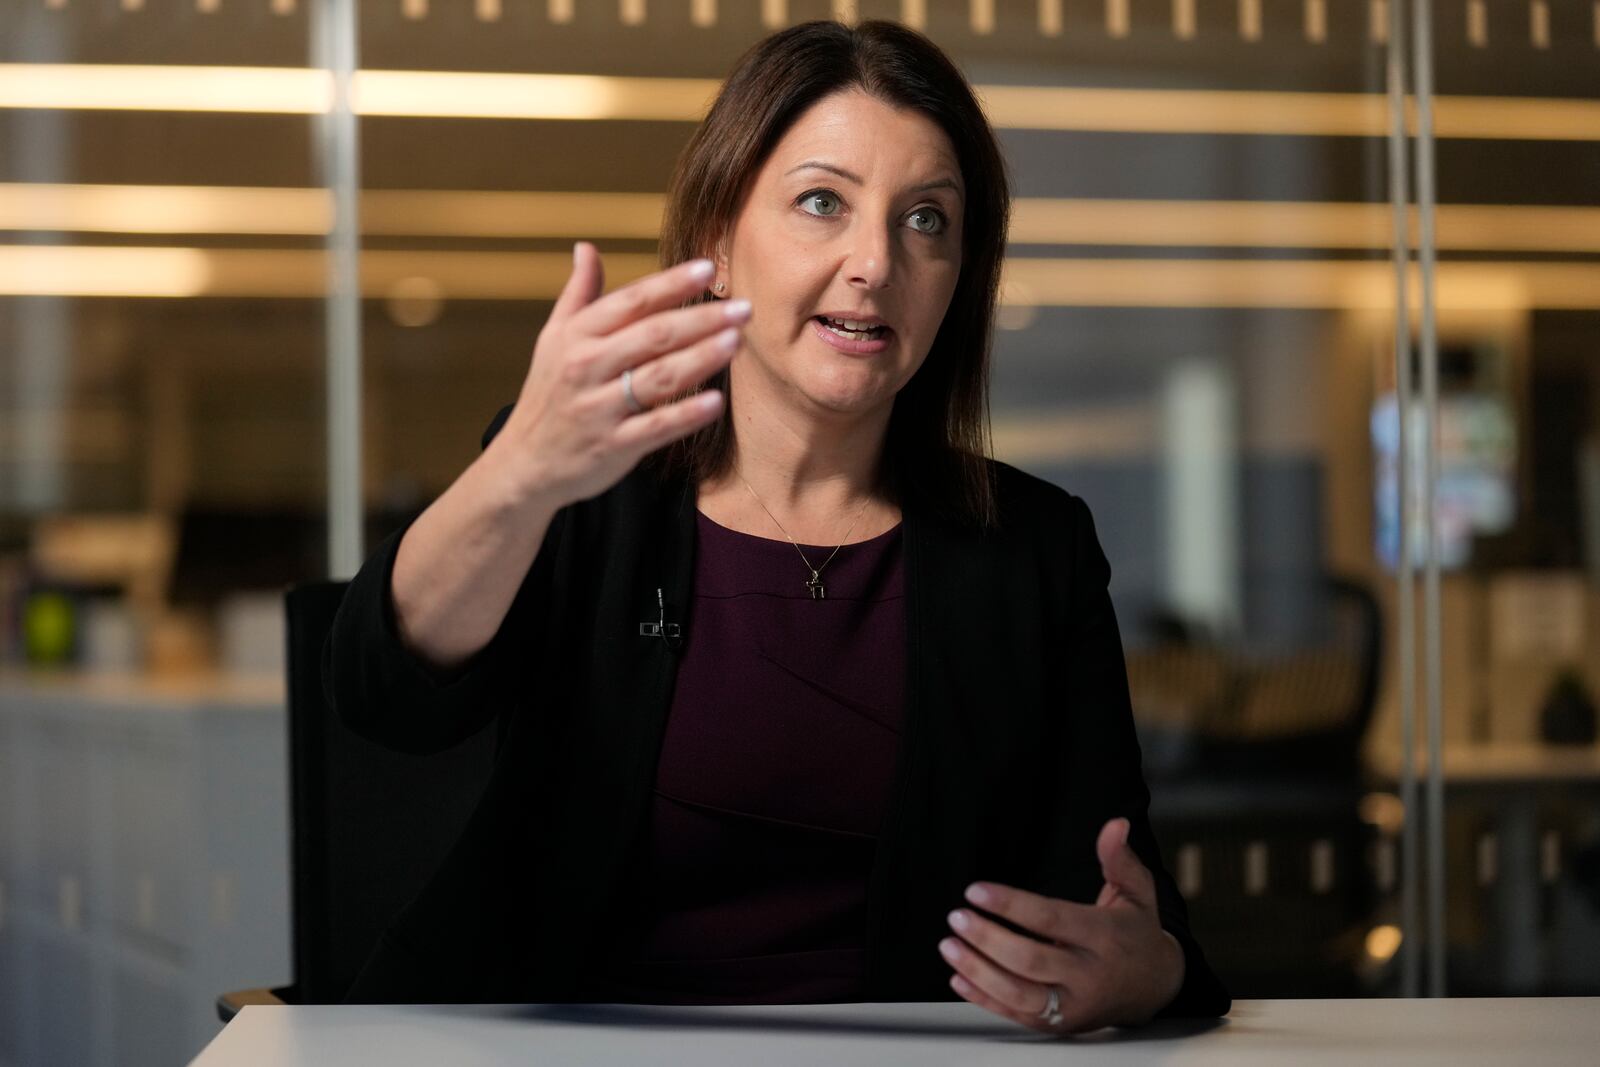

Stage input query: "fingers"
[
  {"left": 608, "top": 340, "right": 729, "bottom": 457},
  {"left": 1095, "top": 818, "right": 1158, "bottom": 909},
  {"left": 949, "top": 868, "right": 1183, "bottom": 1034},
  {"left": 612, "top": 388, "right": 725, "bottom": 458},
  {"left": 946, "top": 907, "right": 1088, "bottom": 984},
  {"left": 573, "top": 256, "right": 717, "bottom": 340},
  {"left": 938, "top": 935, "right": 1074, "bottom": 1035},
  {"left": 551, "top": 241, "right": 606, "bottom": 322},
  {"left": 963, "top": 882, "right": 1100, "bottom": 950},
  {"left": 947, "top": 972, "right": 1063, "bottom": 1036},
  {"left": 615, "top": 326, "right": 739, "bottom": 413},
  {"left": 590, "top": 298, "right": 750, "bottom": 384}
]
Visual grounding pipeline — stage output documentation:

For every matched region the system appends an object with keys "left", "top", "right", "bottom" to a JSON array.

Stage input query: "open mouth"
[{"left": 814, "top": 315, "right": 889, "bottom": 342}]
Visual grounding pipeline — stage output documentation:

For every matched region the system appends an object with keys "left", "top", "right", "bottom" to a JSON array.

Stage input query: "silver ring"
[
  {"left": 1036, "top": 985, "right": 1064, "bottom": 1027},
  {"left": 621, "top": 367, "right": 645, "bottom": 414}
]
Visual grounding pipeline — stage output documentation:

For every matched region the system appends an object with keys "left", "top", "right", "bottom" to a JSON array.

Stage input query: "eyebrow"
[{"left": 785, "top": 160, "right": 964, "bottom": 199}]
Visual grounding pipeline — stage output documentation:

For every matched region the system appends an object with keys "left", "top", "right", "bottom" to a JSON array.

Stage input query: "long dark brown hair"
[{"left": 655, "top": 18, "right": 1010, "bottom": 529}]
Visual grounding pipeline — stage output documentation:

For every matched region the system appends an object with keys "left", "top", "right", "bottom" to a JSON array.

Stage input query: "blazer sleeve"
[
  {"left": 322, "top": 403, "right": 562, "bottom": 755},
  {"left": 1060, "top": 492, "right": 1232, "bottom": 1020}
]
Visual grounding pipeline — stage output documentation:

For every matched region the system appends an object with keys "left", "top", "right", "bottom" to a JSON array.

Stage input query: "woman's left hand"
[{"left": 938, "top": 817, "right": 1186, "bottom": 1035}]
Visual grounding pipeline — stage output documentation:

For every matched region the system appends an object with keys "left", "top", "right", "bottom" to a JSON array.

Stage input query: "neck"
[{"left": 701, "top": 367, "right": 897, "bottom": 542}]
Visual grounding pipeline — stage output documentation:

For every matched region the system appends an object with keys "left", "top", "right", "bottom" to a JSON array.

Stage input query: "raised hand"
[
  {"left": 487, "top": 241, "right": 751, "bottom": 508},
  {"left": 384, "top": 242, "right": 749, "bottom": 671},
  {"left": 937, "top": 817, "right": 1186, "bottom": 1034}
]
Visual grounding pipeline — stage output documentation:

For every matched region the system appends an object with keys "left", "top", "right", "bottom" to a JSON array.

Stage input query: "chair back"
[
  {"left": 1128, "top": 573, "right": 1383, "bottom": 781},
  {"left": 285, "top": 580, "right": 498, "bottom": 1003}
]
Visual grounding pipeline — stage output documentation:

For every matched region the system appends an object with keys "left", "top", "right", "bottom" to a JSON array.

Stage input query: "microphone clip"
[{"left": 638, "top": 587, "right": 683, "bottom": 650}]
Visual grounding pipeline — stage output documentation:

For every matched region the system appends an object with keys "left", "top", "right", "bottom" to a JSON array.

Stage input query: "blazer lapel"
[
  {"left": 864, "top": 504, "right": 987, "bottom": 997},
  {"left": 863, "top": 499, "right": 1051, "bottom": 998},
  {"left": 541, "top": 467, "right": 699, "bottom": 985}
]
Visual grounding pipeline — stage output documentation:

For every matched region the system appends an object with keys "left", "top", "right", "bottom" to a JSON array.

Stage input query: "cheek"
[
  {"left": 909, "top": 261, "right": 961, "bottom": 335},
  {"left": 743, "top": 259, "right": 814, "bottom": 332}
]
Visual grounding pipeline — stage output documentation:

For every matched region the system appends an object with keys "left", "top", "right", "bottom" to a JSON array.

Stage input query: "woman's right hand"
[{"left": 485, "top": 241, "right": 749, "bottom": 508}]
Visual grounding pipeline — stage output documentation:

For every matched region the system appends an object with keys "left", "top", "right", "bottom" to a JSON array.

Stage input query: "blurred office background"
[{"left": 2, "top": 1, "right": 1598, "bottom": 1064}]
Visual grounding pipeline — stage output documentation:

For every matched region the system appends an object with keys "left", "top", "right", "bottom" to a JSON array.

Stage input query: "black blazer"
[{"left": 325, "top": 408, "right": 1230, "bottom": 1016}]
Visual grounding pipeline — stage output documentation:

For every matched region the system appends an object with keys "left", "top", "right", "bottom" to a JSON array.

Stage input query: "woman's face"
[{"left": 714, "top": 88, "right": 964, "bottom": 424}]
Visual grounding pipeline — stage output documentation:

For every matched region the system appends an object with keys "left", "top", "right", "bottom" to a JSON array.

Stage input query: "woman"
[{"left": 328, "top": 19, "right": 1229, "bottom": 1034}]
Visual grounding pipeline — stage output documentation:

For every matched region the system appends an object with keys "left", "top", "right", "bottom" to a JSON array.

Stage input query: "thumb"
[
  {"left": 1095, "top": 817, "right": 1157, "bottom": 909},
  {"left": 550, "top": 241, "right": 604, "bottom": 321}
]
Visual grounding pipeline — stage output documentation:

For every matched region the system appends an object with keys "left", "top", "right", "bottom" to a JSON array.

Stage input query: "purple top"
[{"left": 592, "top": 509, "right": 907, "bottom": 1004}]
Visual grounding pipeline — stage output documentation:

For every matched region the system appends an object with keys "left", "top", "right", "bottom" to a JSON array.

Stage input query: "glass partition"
[
  {"left": 1419, "top": 0, "right": 1600, "bottom": 996},
  {"left": 1, "top": 3, "right": 323, "bottom": 1064},
  {"left": 3, "top": 2, "right": 1599, "bottom": 1063},
  {"left": 1, "top": 2, "right": 329, "bottom": 682}
]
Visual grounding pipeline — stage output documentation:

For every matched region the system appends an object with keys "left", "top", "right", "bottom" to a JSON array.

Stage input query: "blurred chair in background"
[{"left": 1128, "top": 575, "right": 1385, "bottom": 996}]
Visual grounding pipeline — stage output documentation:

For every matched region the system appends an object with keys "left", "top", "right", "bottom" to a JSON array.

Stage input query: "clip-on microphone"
[{"left": 638, "top": 587, "right": 683, "bottom": 650}]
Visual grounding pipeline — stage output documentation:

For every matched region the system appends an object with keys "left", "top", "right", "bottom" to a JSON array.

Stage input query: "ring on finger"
[
  {"left": 620, "top": 367, "right": 646, "bottom": 414},
  {"left": 1036, "top": 985, "right": 1065, "bottom": 1027}
]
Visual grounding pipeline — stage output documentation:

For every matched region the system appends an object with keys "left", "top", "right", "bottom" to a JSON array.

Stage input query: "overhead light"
[
  {"left": 0, "top": 246, "right": 210, "bottom": 297},
  {"left": 0, "top": 64, "right": 1595, "bottom": 140},
  {"left": 4, "top": 246, "right": 1598, "bottom": 308},
  {"left": 0, "top": 64, "right": 330, "bottom": 114},
  {"left": 5, "top": 185, "right": 1600, "bottom": 255},
  {"left": 353, "top": 70, "right": 717, "bottom": 121}
]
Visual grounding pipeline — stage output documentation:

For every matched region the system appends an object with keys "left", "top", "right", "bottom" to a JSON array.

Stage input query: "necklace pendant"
[{"left": 806, "top": 574, "right": 826, "bottom": 600}]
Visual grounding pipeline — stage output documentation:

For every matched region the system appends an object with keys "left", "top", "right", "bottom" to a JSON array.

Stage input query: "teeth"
[
  {"left": 821, "top": 319, "right": 882, "bottom": 341},
  {"left": 821, "top": 316, "right": 884, "bottom": 334}
]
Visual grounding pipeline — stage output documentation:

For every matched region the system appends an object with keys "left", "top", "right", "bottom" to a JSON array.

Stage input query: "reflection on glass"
[{"left": 1372, "top": 352, "right": 1518, "bottom": 572}]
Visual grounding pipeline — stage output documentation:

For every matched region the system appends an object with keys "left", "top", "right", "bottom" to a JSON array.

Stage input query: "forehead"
[{"left": 761, "top": 90, "right": 961, "bottom": 187}]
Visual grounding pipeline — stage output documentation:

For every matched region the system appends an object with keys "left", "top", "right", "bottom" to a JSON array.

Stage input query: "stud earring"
[{"left": 713, "top": 281, "right": 726, "bottom": 294}]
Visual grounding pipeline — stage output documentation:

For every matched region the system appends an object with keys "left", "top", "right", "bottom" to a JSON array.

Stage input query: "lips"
[{"left": 810, "top": 315, "right": 891, "bottom": 355}]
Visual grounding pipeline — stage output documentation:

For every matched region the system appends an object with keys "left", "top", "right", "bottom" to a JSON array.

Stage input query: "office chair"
[{"left": 216, "top": 580, "right": 499, "bottom": 1021}]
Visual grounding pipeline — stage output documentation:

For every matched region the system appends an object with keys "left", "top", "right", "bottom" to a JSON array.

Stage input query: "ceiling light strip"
[
  {"left": 0, "top": 65, "right": 1596, "bottom": 141},
  {"left": 5, "top": 185, "right": 1600, "bottom": 253},
  {"left": 3, "top": 245, "right": 1598, "bottom": 309}
]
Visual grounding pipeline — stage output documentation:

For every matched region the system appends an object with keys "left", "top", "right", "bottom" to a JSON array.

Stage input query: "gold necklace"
[{"left": 738, "top": 474, "right": 872, "bottom": 600}]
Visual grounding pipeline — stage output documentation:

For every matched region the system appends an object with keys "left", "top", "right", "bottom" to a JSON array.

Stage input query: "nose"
[{"left": 844, "top": 222, "right": 894, "bottom": 291}]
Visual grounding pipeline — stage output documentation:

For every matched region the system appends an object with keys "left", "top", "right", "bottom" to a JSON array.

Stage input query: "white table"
[{"left": 190, "top": 997, "right": 1598, "bottom": 1065}]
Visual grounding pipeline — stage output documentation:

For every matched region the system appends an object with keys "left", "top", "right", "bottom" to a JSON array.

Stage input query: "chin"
[
  {"left": 767, "top": 351, "right": 906, "bottom": 419},
  {"left": 801, "top": 385, "right": 893, "bottom": 420}
]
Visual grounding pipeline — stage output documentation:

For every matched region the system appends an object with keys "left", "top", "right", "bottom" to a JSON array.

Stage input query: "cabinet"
[{"left": 0, "top": 675, "right": 289, "bottom": 1067}]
